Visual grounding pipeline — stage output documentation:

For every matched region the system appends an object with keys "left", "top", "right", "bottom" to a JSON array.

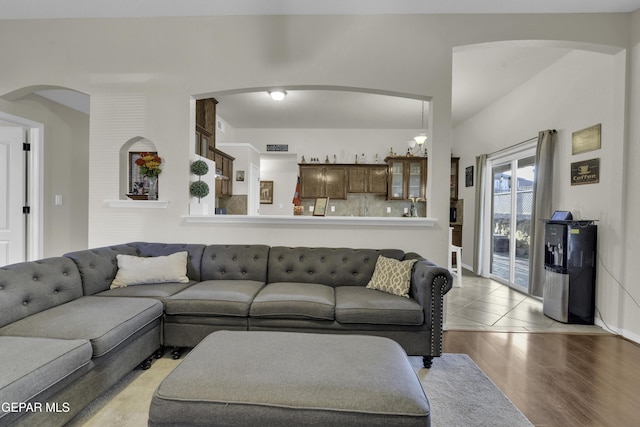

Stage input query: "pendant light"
[{"left": 413, "top": 100, "right": 427, "bottom": 145}]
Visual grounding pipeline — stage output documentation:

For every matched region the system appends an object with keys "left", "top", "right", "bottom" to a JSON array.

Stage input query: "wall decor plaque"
[
  {"left": 572, "top": 124, "right": 601, "bottom": 155},
  {"left": 571, "top": 158, "right": 600, "bottom": 186},
  {"left": 465, "top": 165, "right": 474, "bottom": 187}
]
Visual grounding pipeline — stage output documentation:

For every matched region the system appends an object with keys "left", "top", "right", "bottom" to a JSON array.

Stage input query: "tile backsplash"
[
  {"left": 217, "top": 193, "right": 431, "bottom": 218},
  {"left": 301, "top": 194, "right": 426, "bottom": 218}
]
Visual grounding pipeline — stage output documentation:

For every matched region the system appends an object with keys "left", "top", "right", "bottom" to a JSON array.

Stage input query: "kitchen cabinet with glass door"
[{"left": 384, "top": 157, "right": 427, "bottom": 200}]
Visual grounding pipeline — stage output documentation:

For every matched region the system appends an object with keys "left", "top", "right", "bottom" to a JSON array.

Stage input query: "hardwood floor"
[{"left": 443, "top": 331, "right": 640, "bottom": 427}]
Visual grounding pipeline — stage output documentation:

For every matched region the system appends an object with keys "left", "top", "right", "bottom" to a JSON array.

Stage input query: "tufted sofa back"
[
  {"left": 267, "top": 247, "right": 405, "bottom": 287},
  {"left": 65, "top": 242, "right": 206, "bottom": 295},
  {"left": 201, "top": 245, "right": 270, "bottom": 282},
  {"left": 0, "top": 257, "right": 83, "bottom": 328},
  {"left": 65, "top": 244, "right": 139, "bottom": 295},
  {"left": 130, "top": 242, "right": 206, "bottom": 282}
]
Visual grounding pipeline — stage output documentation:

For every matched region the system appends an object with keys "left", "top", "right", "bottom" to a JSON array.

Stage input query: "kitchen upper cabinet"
[
  {"left": 300, "top": 166, "right": 324, "bottom": 198},
  {"left": 385, "top": 157, "right": 427, "bottom": 200},
  {"left": 195, "top": 98, "right": 218, "bottom": 140},
  {"left": 195, "top": 125, "right": 212, "bottom": 157},
  {"left": 325, "top": 167, "right": 347, "bottom": 199},
  {"left": 299, "top": 165, "right": 347, "bottom": 199},
  {"left": 213, "top": 149, "right": 235, "bottom": 198},
  {"left": 347, "top": 165, "right": 387, "bottom": 194},
  {"left": 450, "top": 157, "right": 460, "bottom": 200}
]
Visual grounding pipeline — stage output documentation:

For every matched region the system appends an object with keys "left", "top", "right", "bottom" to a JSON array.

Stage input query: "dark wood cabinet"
[
  {"left": 195, "top": 125, "right": 212, "bottom": 157},
  {"left": 195, "top": 98, "right": 218, "bottom": 143},
  {"left": 300, "top": 166, "right": 324, "bottom": 199},
  {"left": 213, "top": 149, "right": 235, "bottom": 198},
  {"left": 450, "top": 157, "right": 460, "bottom": 200},
  {"left": 325, "top": 167, "right": 347, "bottom": 199},
  {"left": 299, "top": 165, "right": 347, "bottom": 199},
  {"left": 347, "top": 165, "right": 387, "bottom": 194},
  {"left": 385, "top": 157, "right": 427, "bottom": 200},
  {"left": 196, "top": 98, "right": 235, "bottom": 198}
]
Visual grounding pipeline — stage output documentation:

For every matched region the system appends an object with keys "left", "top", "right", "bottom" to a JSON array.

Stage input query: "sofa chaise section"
[
  {"left": 0, "top": 336, "right": 92, "bottom": 426},
  {"left": 0, "top": 256, "right": 164, "bottom": 426},
  {"left": 0, "top": 295, "right": 163, "bottom": 358}
]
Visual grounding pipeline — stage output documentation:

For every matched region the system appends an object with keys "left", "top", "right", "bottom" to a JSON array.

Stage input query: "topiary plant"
[
  {"left": 190, "top": 160, "right": 209, "bottom": 176},
  {"left": 190, "top": 180, "right": 210, "bottom": 200}
]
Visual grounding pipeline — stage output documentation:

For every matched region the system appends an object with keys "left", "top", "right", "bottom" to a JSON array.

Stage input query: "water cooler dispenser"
[{"left": 543, "top": 214, "right": 597, "bottom": 324}]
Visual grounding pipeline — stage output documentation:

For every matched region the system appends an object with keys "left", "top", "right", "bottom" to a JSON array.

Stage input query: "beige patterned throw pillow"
[{"left": 366, "top": 256, "right": 417, "bottom": 298}]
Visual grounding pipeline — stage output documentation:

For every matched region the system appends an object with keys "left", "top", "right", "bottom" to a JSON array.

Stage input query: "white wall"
[
  {"left": 258, "top": 154, "right": 298, "bottom": 215},
  {"left": 621, "top": 10, "right": 640, "bottom": 342},
  {"left": 0, "top": 13, "right": 637, "bottom": 324},
  {"left": 453, "top": 48, "right": 631, "bottom": 339}
]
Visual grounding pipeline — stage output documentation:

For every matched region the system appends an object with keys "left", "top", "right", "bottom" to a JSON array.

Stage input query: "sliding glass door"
[{"left": 489, "top": 151, "right": 535, "bottom": 291}]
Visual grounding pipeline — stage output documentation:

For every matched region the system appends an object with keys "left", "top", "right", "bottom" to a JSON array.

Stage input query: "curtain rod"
[
  {"left": 487, "top": 130, "right": 556, "bottom": 158},
  {"left": 488, "top": 136, "right": 538, "bottom": 158}
]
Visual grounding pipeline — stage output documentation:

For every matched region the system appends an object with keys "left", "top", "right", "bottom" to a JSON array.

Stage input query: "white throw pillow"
[
  {"left": 111, "top": 251, "right": 190, "bottom": 288},
  {"left": 365, "top": 255, "right": 417, "bottom": 298}
]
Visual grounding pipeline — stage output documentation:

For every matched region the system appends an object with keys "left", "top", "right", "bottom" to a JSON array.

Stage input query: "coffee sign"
[{"left": 571, "top": 158, "right": 599, "bottom": 186}]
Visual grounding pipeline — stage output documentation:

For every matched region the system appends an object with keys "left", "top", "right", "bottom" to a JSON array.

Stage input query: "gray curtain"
[
  {"left": 473, "top": 154, "right": 487, "bottom": 275},
  {"left": 529, "top": 130, "right": 557, "bottom": 296}
]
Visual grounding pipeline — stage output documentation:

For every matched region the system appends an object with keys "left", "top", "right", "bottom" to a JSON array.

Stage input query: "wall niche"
[{"left": 118, "top": 136, "right": 158, "bottom": 200}]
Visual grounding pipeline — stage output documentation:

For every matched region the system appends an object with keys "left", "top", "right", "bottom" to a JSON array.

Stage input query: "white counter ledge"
[{"left": 182, "top": 214, "right": 438, "bottom": 227}]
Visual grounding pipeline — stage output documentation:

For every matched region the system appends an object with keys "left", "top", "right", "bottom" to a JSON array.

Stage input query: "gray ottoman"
[{"left": 149, "top": 331, "right": 430, "bottom": 426}]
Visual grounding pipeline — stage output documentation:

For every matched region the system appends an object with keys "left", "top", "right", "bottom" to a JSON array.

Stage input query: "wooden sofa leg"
[
  {"left": 171, "top": 347, "right": 183, "bottom": 360},
  {"left": 423, "top": 356, "right": 433, "bottom": 369}
]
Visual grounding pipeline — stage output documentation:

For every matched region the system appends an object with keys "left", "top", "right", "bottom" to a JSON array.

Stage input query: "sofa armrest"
[{"left": 409, "top": 258, "right": 453, "bottom": 357}]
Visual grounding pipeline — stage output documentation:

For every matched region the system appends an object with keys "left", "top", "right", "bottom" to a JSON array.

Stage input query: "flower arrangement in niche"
[
  {"left": 190, "top": 160, "right": 210, "bottom": 201},
  {"left": 133, "top": 152, "right": 162, "bottom": 200},
  {"left": 135, "top": 152, "right": 163, "bottom": 177}
]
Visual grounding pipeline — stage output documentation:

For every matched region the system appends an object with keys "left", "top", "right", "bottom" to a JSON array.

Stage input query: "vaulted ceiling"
[{"left": 8, "top": 1, "right": 639, "bottom": 129}]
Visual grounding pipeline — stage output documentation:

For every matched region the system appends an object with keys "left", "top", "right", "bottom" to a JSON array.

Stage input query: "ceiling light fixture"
[
  {"left": 413, "top": 100, "right": 427, "bottom": 145},
  {"left": 269, "top": 90, "right": 287, "bottom": 102}
]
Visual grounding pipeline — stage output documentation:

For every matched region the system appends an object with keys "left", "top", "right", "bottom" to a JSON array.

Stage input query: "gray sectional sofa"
[{"left": 0, "top": 242, "right": 452, "bottom": 426}]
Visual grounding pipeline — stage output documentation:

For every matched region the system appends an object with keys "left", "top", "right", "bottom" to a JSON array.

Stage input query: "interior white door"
[{"left": 0, "top": 127, "right": 25, "bottom": 266}]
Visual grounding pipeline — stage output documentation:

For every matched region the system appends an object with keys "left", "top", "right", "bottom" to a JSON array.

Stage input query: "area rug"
[
  {"left": 411, "top": 354, "right": 532, "bottom": 426},
  {"left": 69, "top": 353, "right": 532, "bottom": 426}
]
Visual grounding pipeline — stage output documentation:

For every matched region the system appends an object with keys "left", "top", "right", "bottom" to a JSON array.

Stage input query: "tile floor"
[{"left": 445, "top": 269, "right": 608, "bottom": 333}]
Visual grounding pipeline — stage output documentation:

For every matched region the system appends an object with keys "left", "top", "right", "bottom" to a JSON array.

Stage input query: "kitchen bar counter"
[{"left": 182, "top": 214, "right": 437, "bottom": 228}]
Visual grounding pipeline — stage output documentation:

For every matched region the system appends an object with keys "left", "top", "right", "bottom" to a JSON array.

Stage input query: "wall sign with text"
[
  {"left": 572, "top": 124, "right": 601, "bottom": 155},
  {"left": 571, "top": 158, "right": 600, "bottom": 186}
]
